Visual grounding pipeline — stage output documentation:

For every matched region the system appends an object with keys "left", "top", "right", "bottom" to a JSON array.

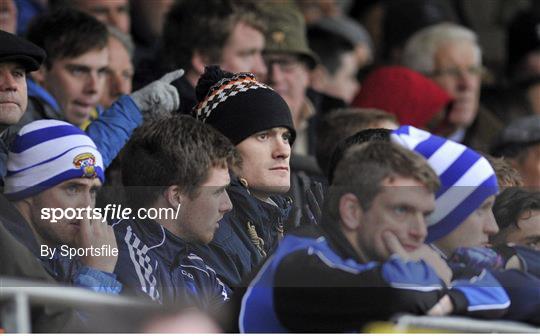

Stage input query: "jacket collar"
[
  {"left": 124, "top": 217, "right": 192, "bottom": 268},
  {"left": 320, "top": 213, "right": 364, "bottom": 264},
  {"left": 228, "top": 174, "right": 292, "bottom": 226}
]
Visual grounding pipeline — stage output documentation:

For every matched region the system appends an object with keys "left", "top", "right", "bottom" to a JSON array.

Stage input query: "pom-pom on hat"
[
  {"left": 4, "top": 120, "right": 104, "bottom": 201},
  {"left": 391, "top": 125, "right": 498, "bottom": 242},
  {"left": 192, "top": 65, "right": 295, "bottom": 145}
]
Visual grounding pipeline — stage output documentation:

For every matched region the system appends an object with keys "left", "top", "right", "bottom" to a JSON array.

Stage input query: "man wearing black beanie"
[{"left": 191, "top": 65, "right": 295, "bottom": 287}]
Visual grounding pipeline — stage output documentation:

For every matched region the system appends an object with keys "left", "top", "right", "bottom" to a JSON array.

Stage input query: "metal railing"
[
  {"left": 0, "top": 277, "right": 150, "bottom": 333},
  {"left": 2, "top": 276, "right": 540, "bottom": 333},
  {"left": 393, "top": 314, "right": 540, "bottom": 333}
]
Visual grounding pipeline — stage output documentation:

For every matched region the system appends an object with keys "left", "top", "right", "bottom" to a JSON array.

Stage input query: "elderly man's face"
[
  {"left": 431, "top": 40, "right": 482, "bottom": 129},
  {"left": 0, "top": 62, "right": 27, "bottom": 125},
  {"left": 263, "top": 53, "right": 310, "bottom": 127},
  {"left": 99, "top": 36, "right": 133, "bottom": 108}
]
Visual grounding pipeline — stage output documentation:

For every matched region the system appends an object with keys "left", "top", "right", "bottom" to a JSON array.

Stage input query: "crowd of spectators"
[{"left": 3, "top": 0, "right": 540, "bottom": 332}]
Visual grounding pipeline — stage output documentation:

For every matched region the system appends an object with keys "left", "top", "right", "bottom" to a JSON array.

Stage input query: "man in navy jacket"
[{"left": 114, "top": 116, "right": 235, "bottom": 311}]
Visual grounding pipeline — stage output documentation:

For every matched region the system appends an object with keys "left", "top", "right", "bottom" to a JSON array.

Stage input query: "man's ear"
[
  {"left": 191, "top": 50, "right": 208, "bottom": 76},
  {"left": 163, "top": 185, "right": 183, "bottom": 208},
  {"left": 30, "top": 64, "right": 47, "bottom": 87},
  {"left": 339, "top": 193, "right": 362, "bottom": 232}
]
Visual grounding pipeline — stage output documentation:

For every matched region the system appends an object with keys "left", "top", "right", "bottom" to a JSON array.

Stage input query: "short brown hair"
[
  {"left": 26, "top": 8, "right": 108, "bottom": 69},
  {"left": 483, "top": 153, "right": 523, "bottom": 187},
  {"left": 326, "top": 141, "right": 439, "bottom": 221},
  {"left": 316, "top": 108, "right": 397, "bottom": 175},
  {"left": 162, "top": 0, "right": 266, "bottom": 72},
  {"left": 122, "top": 116, "right": 239, "bottom": 209}
]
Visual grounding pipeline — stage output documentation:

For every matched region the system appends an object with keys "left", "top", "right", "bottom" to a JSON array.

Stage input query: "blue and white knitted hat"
[
  {"left": 4, "top": 120, "right": 105, "bottom": 201},
  {"left": 391, "top": 126, "right": 498, "bottom": 243}
]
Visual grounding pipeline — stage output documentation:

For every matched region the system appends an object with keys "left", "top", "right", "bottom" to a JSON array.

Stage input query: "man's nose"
[
  {"left": 108, "top": 71, "right": 123, "bottom": 96},
  {"left": 84, "top": 72, "right": 100, "bottom": 94},
  {"left": 77, "top": 191, "right": 95, "bottom": 209},
  {"left": 456, "top": 67, "right": 479, "bottom": 91},
  {"left": 221, "top": 191, "right": 233, "bottom": 213},
  {"left": 409, "top": 214, "right": 428, "bottom": 242},
  {"left": 0, "top": 72, "right": 18, "bottom": 91},
  {"left": 484, "top": 210, "right": 499, "bottom": 236},
  {"left": 266, "top": 63, "right": 285, "bottom": 86},
  {"left": 252, "top": 53, "right": 267, "bottom": 79},
  {"left": 272, "top": 136, "right": 291, "bottom": 160}
]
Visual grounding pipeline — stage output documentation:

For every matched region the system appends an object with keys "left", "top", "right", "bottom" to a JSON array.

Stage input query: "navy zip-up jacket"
[
  {"left": 113, "top": 217, "right": 231, "bottom": 311},
  {"left": 192, "top": 176, "right": 292, "bottom": 287}
]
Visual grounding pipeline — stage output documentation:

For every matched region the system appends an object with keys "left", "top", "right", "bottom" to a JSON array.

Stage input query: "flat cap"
[
  {"left": 492, "top": 115, "right": 540, "bottom": 153},
  {"left": 313, "top": 16, "right": 373, "bottom": 50},
  {"left": 0, "top": 29, "right": 45, "bottom": 71}
]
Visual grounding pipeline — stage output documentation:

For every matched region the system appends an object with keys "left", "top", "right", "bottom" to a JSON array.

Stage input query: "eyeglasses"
[
  {"left": 263, "top": 55, "right": 303, "bottom": 73},
  {"left": 429, "top": 65, "right": 484, "bottom": 79}
]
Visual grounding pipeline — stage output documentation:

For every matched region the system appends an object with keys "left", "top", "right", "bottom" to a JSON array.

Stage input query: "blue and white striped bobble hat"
[
  {"left": 5, "top": 120, "right": 105, "bottom": 201},
  {"left": 391, "top": 126, "right": 498, "bottom": 243}
]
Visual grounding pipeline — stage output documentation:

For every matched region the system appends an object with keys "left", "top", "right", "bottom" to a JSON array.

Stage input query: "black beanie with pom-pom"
[{"left": 191, "top": 65, "right": 296, "bottom": 145}]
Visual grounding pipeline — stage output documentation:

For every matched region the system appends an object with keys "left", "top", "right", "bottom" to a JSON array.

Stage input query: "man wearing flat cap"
[
  {"left": 0, "top": 30, "right": 79, "bottom": 332},
  {"left": 491, "top": 115, "right": 540, "bottom": 187},
  {"left": 0, "top": 29, "right": 45, "bottom": 177},
  {"left": 1, "top": 9, "right": 184, "bottom": 180}
]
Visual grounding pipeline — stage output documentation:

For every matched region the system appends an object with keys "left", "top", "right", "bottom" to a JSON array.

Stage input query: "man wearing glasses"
[
  {"left": 401, "top": 23, "right": 502, "bottom": 153},
  {"left": 258, "top": 4, "right": 319, "bottom": 156}
]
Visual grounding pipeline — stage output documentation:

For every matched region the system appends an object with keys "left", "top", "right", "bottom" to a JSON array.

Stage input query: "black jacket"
[
  {"left": 239, "top": 225, "right": 448, "bottom": 332},
  {"left": 240, "top": 220, "right": 510, "bottom": 332}
]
